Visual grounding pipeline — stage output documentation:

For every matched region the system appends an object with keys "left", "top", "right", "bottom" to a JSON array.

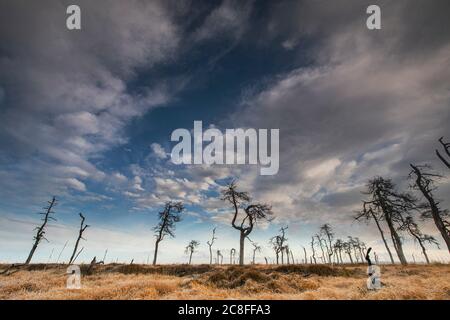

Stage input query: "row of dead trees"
[{"left": 8, "top": 137, "right": 450, "bottom": 267}]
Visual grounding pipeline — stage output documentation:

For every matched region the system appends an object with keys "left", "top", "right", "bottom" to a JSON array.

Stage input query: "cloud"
[{"left": 150, "top": 143, "right": 168, "bottom": 159}]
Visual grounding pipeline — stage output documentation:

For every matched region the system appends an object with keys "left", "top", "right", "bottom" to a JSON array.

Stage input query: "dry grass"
[{"left": 0, "top": 263, "right": 449, "bottom": 300}]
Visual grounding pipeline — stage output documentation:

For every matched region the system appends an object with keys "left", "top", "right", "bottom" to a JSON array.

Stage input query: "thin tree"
[
  {"left": 216, "top": 250, "right": 223, "bottom": 264},
  {"left": 334, "top": 239, "right": 344, "bottom": 264},
  {"left": 25, "top": 197, "right": 57, "bottom": 264},
  {"left": 152, "top": 201, "right": 184, "bottom": 265},
  {"left": 310, "top": 237, "right": 317, "bottom": 264},
  {"left": 399, "top": 216, "right": 439, "bottom": 264},
  {"left": 320, "top": 224, "right": 334, "bottom": 263},
  {"left": 343, "top": 240, "right": 354, "bottom": 264},
  {"left": 206, "top": 227, "right": 217, "bottom": 265},
  {"left": 409, "top": 164, "right": 450, "bottom": 251},
  {"left": 55, "top": 240, "right": 68, "bottom": 264},
  {"left": 355, "top": 202, "right": 395, "bottom": 264},
  {"left": 302, "top": 246, "right": 308, "bottom": 264},
  {"left": 315, "top": 234, "right": 326, "bottom": 264},
  {"left": 185, "top": 240, "right": 200, "bottom": 265},
  {"left": 69, "top": 213, "right": 89, "bottom": 264},
  {"left": 221, "top": 181, "right": 273, "bottom": 265},
  {"left": 230, "top": 248, "right": 236, "bottom": 264},
  {"left": 436, "top": 137, "right": 450, "bottom": 170},
  {"left": 250, "top": 241, "right": 261, "bottom": 264},
  {"left": 360, "top": 177, "right": 416, "bottom": 265}
]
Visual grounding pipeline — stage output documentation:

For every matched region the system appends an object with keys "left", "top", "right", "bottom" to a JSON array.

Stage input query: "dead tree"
[
  {"left": 206, "top": 227, "right": 217, "bottom": 265},
  {"left": 264, "top": 257, "right": 268, "bottom": 265},
  {"left": 302, "top": 246, "right": 308, "bottom": 264},
  {"left": 320, "top": 224, "right": 334, "bottom": 263},
  {"left": 356, "top": 203, "right": 395, "bottom": 264},
  {"left": 315, "top": 234, "right": 326, "bottom": 264},
  {"left": 436, "top": 137, "right": 450, "bottom": 170},
  {"left": 25, "top": 197, "right": 57, "bottom": 264},
  {"left": 310, "top": 237, "right": 317, "bottom": 264},
  {"left": 152, "top": 201, "right": 184, "bottom": 265},
  {"left": 69, "top": 213, "right": 89, "bottom": 265},
  {"left": 185, "top": 240, "right": 200, "bottom": 265},
  {"left": 359, "top": 177, "right": 417, "bottom": 265},
  {"left": 333, "top": 239, "right": 344, "bottom": 264},
  {"left": 230, "top": 248, "right": 236, "bottom": 264},
  {"left": 399, "top": 216, "right": 439, "bottom": 264},
  {"left": 250, "top": 241, "right": 261, "bottom": 264},
  {"left": 221, "top": 181, "right": 273, "bottom": 265},
  {"left": 270, "top": 226, "right": 288, "bottom": 264},
  {"left": 409, "top": 164, "right": 450, "bottom": 251},
  {"left": 216, "top": 250, "right": 223, "bottom": 264},
  {"left": 343, "top": 240, "right": 354, "bottom": 264}
]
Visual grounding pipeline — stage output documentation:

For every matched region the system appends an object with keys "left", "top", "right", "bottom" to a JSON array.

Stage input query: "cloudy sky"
[{"left": 1, "top": 0, "right": 449, "bottom": 264}]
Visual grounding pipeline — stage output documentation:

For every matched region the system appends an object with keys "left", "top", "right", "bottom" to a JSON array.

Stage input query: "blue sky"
[{"left": 1, "top": 0, "right": 450, "bottom": 264}]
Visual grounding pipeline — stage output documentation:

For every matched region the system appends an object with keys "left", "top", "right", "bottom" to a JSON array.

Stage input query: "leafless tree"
[
  {"left": 301, "top": 246, "right": 308, "bottom": 264},
  {"left": 249, "top": 240, "right": 261, "bottom": 264},
  {"left": 315, "top": 234, "right": 327, "bottom": 264},
  {"left": 356, "top": 202, "right": 395, "bottom": 264},
  {"left": 409, "top": 164, "right": 450, "bottom": 251},
  {"left": 230, "top": 248, "right": 236, "bottom": 264},
  {"left": 25, "top": 197, "right": 57, "bottom": 264},
  {"left": 206, "top": 227, "right": 217, "bottom": 265},
  {"left": 310, "top": 237, "right": 317, "bottom": 264},
  {"left": 69, "top": 213, "right": 89, "bottom": 264},
  {"left": 399, "top": 216, "right": 439, "bottom": 264},
  {"left": 320, "top": 224, "right": 334, "bottom": 263},
  {"left": 343, "top": 240, "right": 354, "bottom": 264},
  {"left": 216, "top": 250, "right": 223, "bottom": 264},
  {"left": 333, "top": 239, "right": 344, "bottom": 264},
  {"left": 359, "top": 177, "right": 417, "bottom": 265},
  {"left": 221, "top": 181, "right": 273, "bottom": 265},
  {"left": 270, "top": 226, "right": 288, "bottom": 264},
  {"left": 185, "top": 240, "right": 200, "bottom": 265},
  {"left": 436, "top": 137, "right": 450, "bottom": 170},
  {"left": 152, "top": 201, "right": 184, "bottom": 265}
]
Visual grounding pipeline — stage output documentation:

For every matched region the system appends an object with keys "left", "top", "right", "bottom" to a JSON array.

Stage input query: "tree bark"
[
  {"left": 239, "top": 231, "right": 245, "bottom": 266},
  {"left": 153, "top": 239, "right": 160, "bottom": 265}
]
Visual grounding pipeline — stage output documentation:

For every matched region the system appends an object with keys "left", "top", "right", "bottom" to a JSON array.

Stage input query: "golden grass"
[{"left": 0, "top": 263, "right": 449, "bottom": 300}]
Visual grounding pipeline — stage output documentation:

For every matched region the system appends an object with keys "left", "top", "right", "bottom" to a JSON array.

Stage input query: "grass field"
[{"left": 1, "top": 263, "right": 449, "bottom": 300}]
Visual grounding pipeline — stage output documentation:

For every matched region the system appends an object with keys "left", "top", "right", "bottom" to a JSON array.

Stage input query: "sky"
[{"left": 0, "top": 0, "right": 449, "bottom": 264}]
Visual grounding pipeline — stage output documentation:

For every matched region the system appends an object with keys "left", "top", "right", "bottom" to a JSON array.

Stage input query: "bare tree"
[
  {"left": 359, "top": 177, "right": 417, "bottom": 265},
  {"left": 320, "top": 224, "right": 334, "bottom": 263},
  {"left": 333, "top": 239, "right": 344, "bottom": 264},
  {"left": 206, "top": 228, "right": 217, "bottom": 265},
  {"left": 185, "top": 240, "right": 200, "bottom": 265},
  {"left": 356, "top": 202, "right": 395, "bottom": 264},
  {"left": 315, "top": 234, "right": 326, "bottom": 264},
  {"left": 216, "top": 250, "right": 223, "bottom": 264},
  {"left": 250, "top": 241, "right": 261, "bottom": 264},
  {"left": 221, "top": 181, "right": 273, "bottom": 265},
  {"left": 302, "top": 246, "right": 308, "bottom": 264},
  {"left": 310, "top": 237, "right": 317, "bottom": 264},
  {"left": 270, "top": 226, "right": 288, "bottom": 264},
  {"left": 436, "top": 137, "right": 450, "bottom": 170},
  {"left": 409, "top": 164, "right": 450, "bottom": 251},
  {"left": 399, "top": 216, "right": 439, "bottom": 264},
  {"left": 152, "top": 201, "right": 184, "bottom": 265},
  {"left": 25, "top": 197, "right": 57, "bottom": 264},
  {"left": 230, "top": 248, "right": 236, "bottom": 264},
  {"left": 69, "top": 213, "right": 89, "bottom": 264},
  {"left": 343, "top": 240, "right": 353, "bottom": 264},
  {"left": 55, "top": 240, "right": 68, "bottom": 264}
]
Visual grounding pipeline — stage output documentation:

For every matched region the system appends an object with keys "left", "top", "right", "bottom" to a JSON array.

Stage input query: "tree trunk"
[
  {"left": 209, "top": 246, "right": 212, "bottom": 264},
  {"left": 347, "top": 252, "right": 353, "bottom": 264},
  {"left": 239, "top": 231, "right": 245, "bottom": 266},
  {"left": 153, "top": 239, "right": 160, "bottom": 265},
  {"left": 386, "top": 216, "right": 407, "bottom": 265},
  {"left": 372, "top": 213, "right": 395, "bottom": 264},
  {"left": 189, "top": 251, "right": 193, "bottom": 265}
]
